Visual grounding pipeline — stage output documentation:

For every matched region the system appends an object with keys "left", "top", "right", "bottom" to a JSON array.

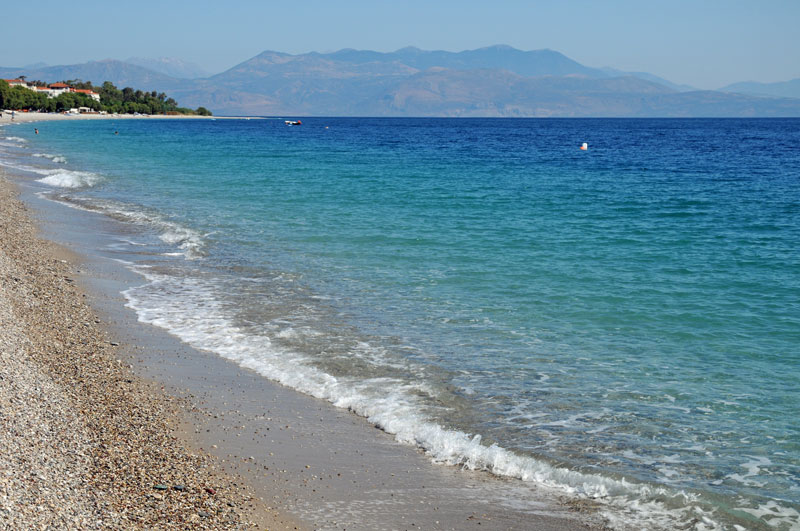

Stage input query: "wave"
[
  {"left": 120, "top": 267, "right": 759, "bottom": 530},
  {"left": 45, "top": 195, "right": 206, "bottom": 259},
  {"left": 37, "top": 169, "right": 104, "bottom": 188},
  {"left": 33, "top": 153, "right": 67, "bottom": 164},
  {"left": 0, "top": 156, "right": 103, "bottom": 188},
  {"left": 0, "top": 159, "right": 43, "bottom": 173}
]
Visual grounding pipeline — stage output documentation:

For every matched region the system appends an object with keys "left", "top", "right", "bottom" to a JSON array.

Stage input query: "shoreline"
[
  {"left": 1, "top": 111, "right": 259, "bottom": 124},
  {"left": 1, "top": 123, "right": 607, "bottom": 530},
  {"left": 0, "top": 172, "right": 300, "bottom": 529}
]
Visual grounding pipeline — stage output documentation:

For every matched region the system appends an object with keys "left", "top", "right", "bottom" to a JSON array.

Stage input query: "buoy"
[{"left": 580, "top": 142, "right": 588, "bottom": 150}]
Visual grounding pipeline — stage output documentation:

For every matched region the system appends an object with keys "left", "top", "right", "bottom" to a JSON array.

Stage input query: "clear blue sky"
[{"left": 3, "top": 0, "right": 798, "bottom": 89}]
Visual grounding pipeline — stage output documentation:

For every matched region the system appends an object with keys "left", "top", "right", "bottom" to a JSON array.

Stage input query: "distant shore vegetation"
[{"left": 0, "top": 79, "right": 211, "bottom": 116}]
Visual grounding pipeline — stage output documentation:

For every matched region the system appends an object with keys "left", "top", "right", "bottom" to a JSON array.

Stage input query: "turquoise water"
[{"left": 2, "top": 118, "right": 799, "bottom": 529}]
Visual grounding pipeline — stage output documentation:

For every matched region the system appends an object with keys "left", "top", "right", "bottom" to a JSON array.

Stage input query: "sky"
[{"left": 3, "top": 0, "right": 799, "bottom": 89}]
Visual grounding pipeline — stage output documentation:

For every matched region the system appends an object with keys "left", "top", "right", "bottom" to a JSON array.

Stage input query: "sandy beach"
[
  {"left": 0, "top": 111, "right": 248, "bottom": 124},
  {"left": 1, "top": 113, "right": 606, "bottom": 530}
]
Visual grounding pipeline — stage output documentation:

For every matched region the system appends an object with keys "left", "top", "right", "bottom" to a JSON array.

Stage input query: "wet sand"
[
  {"left": 0, "top": 172, "right": 300, "bottom": 529},
  {"left": 1, "top": 131, "right": 609, "bottom": 529}
]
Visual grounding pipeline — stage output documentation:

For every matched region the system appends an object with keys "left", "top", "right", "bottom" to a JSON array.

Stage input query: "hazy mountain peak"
[
  {"left": 478, "top": 44, "right": 517, "bottom": 51},
  {"left": 4, "top": 46, "right": 798, "bottom": 117},
  {"left": 253, "top": 50, "right": 292, "bottom": 60}
]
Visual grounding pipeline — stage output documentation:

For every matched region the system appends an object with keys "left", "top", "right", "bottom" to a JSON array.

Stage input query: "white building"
[
  {"left": 72, "top": 89, "right": 101, "bottom": 102},
  {"left": 47, "top": 82, "right": 72, "bottom": 97},
  {"left": 3, "top": 79, "right": 101, "bottom": 101},
  {"left": 4, "top": 78, "right": 34, "bottom": 88}
]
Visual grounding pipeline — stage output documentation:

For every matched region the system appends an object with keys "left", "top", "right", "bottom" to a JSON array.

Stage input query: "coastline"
[
  {"left": 1, "top": 121, "right": 608, "bottom": 530},
  {"left": 1, "top": 111, "right": 255, "bottom": 123},
  {"left": 0, "top": 172, "right": 299, "bottom": 529}
]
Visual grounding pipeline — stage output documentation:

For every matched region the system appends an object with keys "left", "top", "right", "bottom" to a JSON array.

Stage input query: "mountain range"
[
  {"left": 125, "top": 57, "right": 211, "bottom": 80},
  {"left": 3, "top": 46, "right": 799, "bottom": 117},
  {"left": 719, "top": 78, "right": 800, "bottom": 99}
]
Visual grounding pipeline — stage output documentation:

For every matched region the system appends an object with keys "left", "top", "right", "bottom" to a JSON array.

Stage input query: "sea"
[{"left": 1, "top": 117, "right": 798, "bottom": 530}]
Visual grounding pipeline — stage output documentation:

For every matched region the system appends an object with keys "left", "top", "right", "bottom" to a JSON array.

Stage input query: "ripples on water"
[{"left": 3, "top": 118, "right": 799, "bottom": 529}]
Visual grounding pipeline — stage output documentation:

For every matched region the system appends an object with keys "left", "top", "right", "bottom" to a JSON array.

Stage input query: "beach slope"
[{"left": 0, "top": 173, "right": 297, "bottom": 529}]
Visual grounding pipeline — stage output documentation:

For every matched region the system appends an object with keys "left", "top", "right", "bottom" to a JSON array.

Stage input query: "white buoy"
[{"left": 580, "top": 142, "right": 588, "bottom": 150}]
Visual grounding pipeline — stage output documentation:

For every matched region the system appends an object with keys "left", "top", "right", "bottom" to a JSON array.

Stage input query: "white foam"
[
  {"left": 119, "top": 267, "right": 770, "bottom": 531},
  {"left": 156, "top": 226, "right": 205, "bottom": 257},
  {"left": 726, "top": 456, "right": 771, "bottom": 487},
  {"left": 735, "top": 501, "right": 800, "bottom": 528},
  {"left": 39, "top": 195, "right": 206, "bottom": 260},
  {"left": 4, "top": 136, "right": 26, "bottom": 143},
  {"left": 37, "top": 169, "right": 104, "bottom": 188},
  {"left": 33, "top": 153, "right": 67, "bottom": 164},
  {"left": 275, "top": 328, "right": 299, "bottom": 339}
]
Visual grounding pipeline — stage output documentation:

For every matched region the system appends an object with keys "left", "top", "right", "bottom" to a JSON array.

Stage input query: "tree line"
[{"left": 0, "top": 78, "right": 211, "bottom": 116}]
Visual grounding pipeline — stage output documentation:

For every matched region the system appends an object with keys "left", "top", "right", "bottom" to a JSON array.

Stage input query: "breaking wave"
[
  {"left": 33, "top": 153, "right": 67, "bottom": 164},
  {"left": 37, "top": 169, "right": 104, "bottom": 188}
]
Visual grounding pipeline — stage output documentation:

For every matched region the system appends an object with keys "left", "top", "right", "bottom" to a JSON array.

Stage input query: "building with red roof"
[
  {"left": 3, "top": 79, "right": 101, "bottom": 102},
  {"left": 4, "top": 79, "right": 33, "bottom": 88}
]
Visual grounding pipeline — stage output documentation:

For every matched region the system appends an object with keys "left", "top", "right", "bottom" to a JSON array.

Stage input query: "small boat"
[{"left": 285, "top": 120, "right": 302, "bottom": 126}]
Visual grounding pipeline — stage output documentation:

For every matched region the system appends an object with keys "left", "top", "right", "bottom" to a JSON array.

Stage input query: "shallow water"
[{"left": 3, "top": 117, "right": 799, "bottom": 529}]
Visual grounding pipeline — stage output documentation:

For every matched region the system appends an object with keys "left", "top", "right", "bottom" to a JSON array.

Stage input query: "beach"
[
  {"left": 0, "top": 172, "right": 300, "bottom": 529},
  {"left": 5, "top": 113, "right": 796, "bottom": 530},
  {"left": 0, "top": 111, "right": 241, "bottom": 123},
  {"left": 0, "top": 113, "right": 604, "bottom": 529}
]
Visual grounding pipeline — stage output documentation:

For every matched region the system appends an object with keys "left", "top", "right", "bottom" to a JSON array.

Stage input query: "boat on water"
[{"left": 285, "top": 120, "right": 302, "bottom": 126}]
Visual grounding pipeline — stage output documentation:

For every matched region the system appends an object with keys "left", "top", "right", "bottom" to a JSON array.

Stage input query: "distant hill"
[
  {"left": 720, "top": 78, "right": 800, "bottom": 99},
  {"left": 126, "top": 57, "right": 211, "bottom": 79},
  {"left": 599, "top": 67, "right": 697, "bottom": 92},
  {"left": 322, "top": 45, "right": 606, "bottom": 78},
  {"left": 166, "top": 46, "right": 800, "bottom": 116},
  {"left": 0, "top": 59, "right": 183, "bottom": 91},
  {"left": 3, "top": 46, "right": 800, "bottom": 117}
]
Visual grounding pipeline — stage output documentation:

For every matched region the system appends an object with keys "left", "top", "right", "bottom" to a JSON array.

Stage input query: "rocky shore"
[{"left": 0, "top": 173, "right": 298, "bottom": 529}]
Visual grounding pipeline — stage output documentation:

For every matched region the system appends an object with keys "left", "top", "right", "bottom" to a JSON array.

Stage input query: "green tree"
[
  {"left": 64, "top": 79, "right": 93, "bottom": 90},
  {"left": 53, "top": 91, "right": 96, "bottom": 112},
  {"left": 0, "top": 80, "right": 9, "bottom": 109},
  {"left": 7, "top": 86, "right": 35, "bottom": 109},
  {"left": 0, "top": 77, "right": 205, "bottom": 116}
]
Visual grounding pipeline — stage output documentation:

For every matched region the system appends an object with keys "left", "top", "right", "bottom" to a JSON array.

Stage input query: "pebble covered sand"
[{"left": 0, "top": 173, "right": 298, "bottom": 529}]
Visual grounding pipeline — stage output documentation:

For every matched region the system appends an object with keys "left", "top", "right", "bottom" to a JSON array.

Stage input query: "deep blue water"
[{"left": 2, "top": 117, "right": 799, "bottom": 529}]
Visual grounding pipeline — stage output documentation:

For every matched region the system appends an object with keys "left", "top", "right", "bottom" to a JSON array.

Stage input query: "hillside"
[
  {"left": 720, "top": 78, "right": 800, "bottom": 99},
  {"left": 0, "top": 59, "right": 183, "bottom": 91},
  {"left": 4, "top": 46, "right": 800, "bottom": 117}
]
